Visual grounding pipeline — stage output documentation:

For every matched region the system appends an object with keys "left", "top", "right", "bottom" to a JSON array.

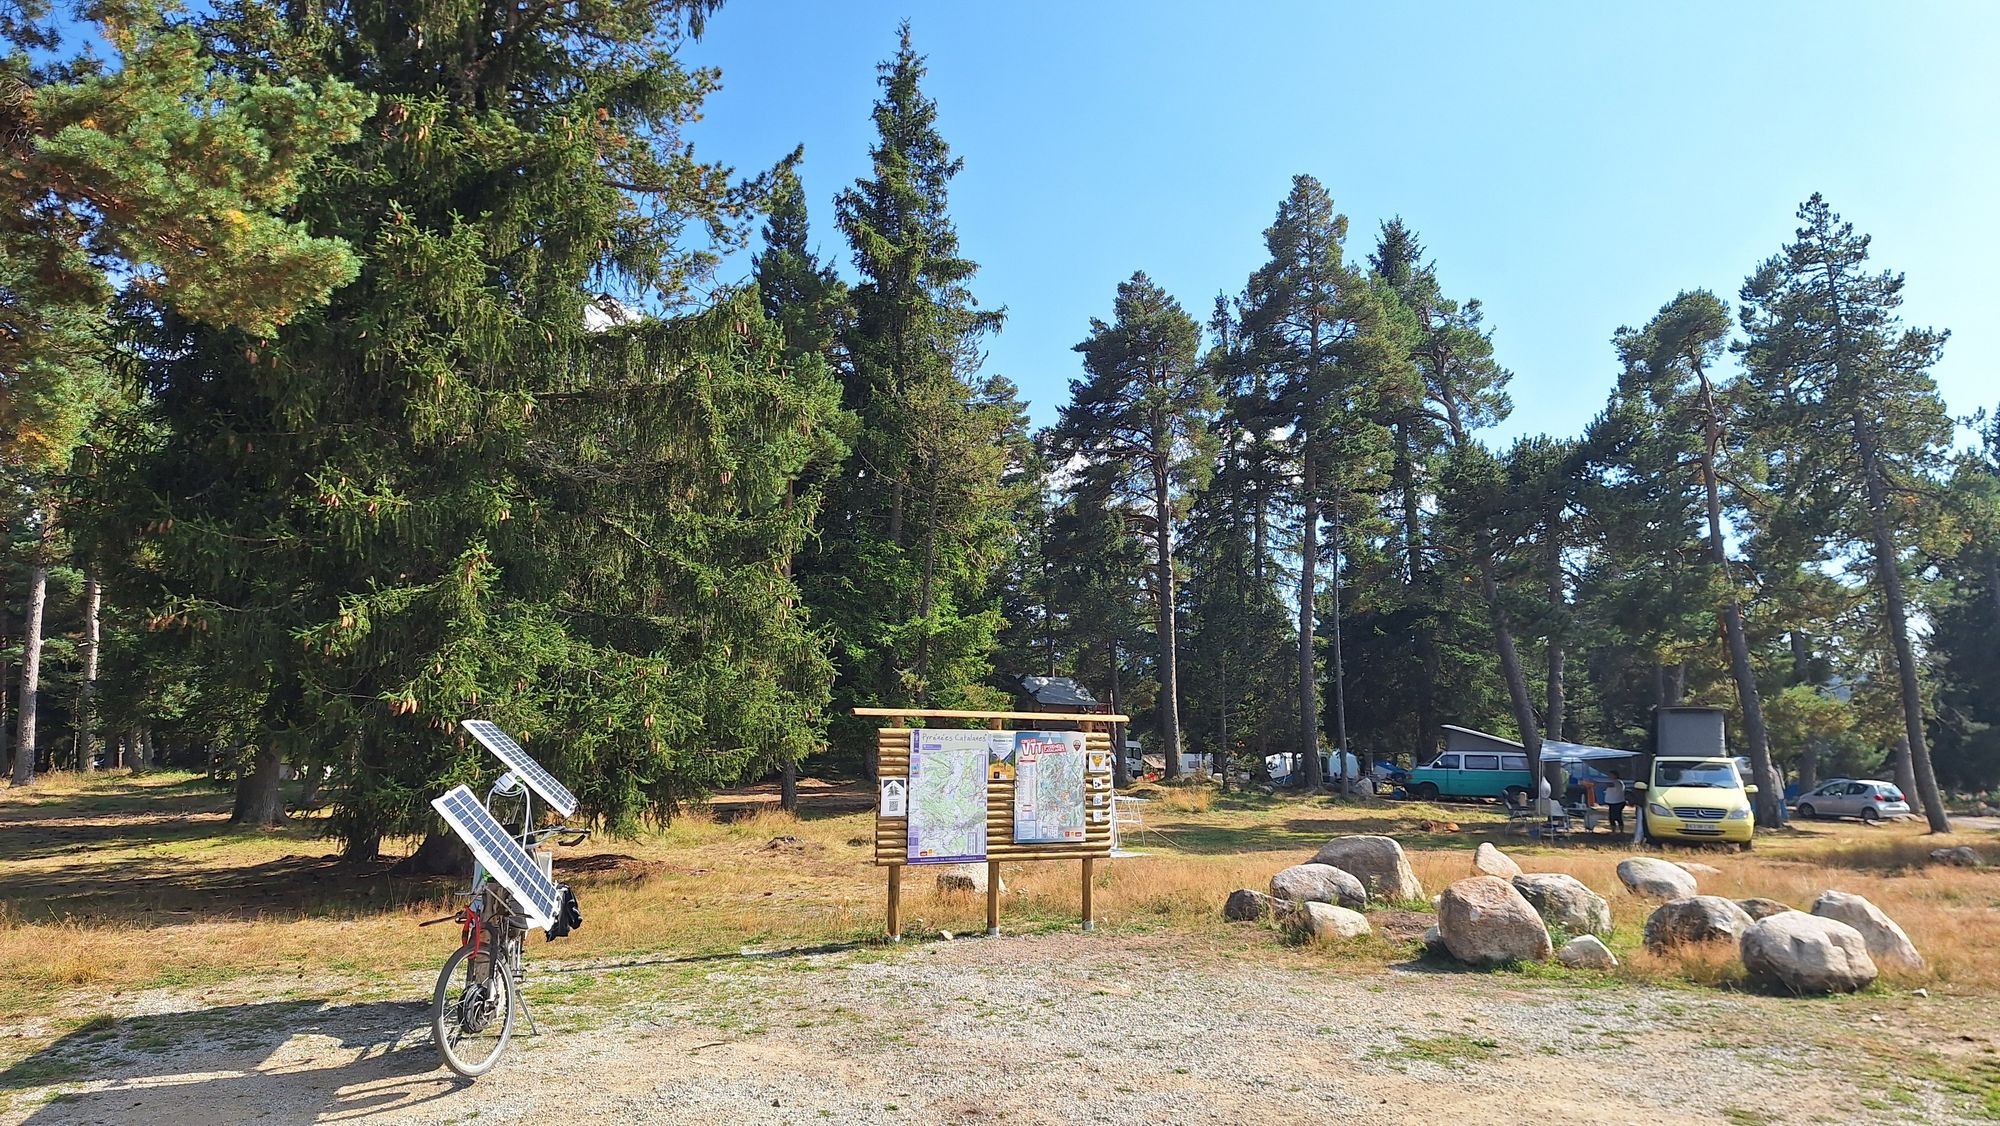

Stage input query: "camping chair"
[
  {"left": 1503, "top": 790, "right": 1536, "bottom": 833},
  {"left": 1534, "top": 796, "right": 1574, "bottom": 841},
  {"left": 1111, "top": 795, "right": 1151, "bottom": 856}
]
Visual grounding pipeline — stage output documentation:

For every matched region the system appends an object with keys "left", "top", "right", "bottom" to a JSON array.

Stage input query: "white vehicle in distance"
[{"left": 1792, "top": 778, "right": 1911, "bottom": 823}]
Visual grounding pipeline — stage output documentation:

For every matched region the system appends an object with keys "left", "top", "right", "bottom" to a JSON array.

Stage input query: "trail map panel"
[
  {"left": 1013, "top": 731, "right": 1088, "bottom": 843},
  {"left": 907, "top": 730, "right": 992, "bottom": 863}
]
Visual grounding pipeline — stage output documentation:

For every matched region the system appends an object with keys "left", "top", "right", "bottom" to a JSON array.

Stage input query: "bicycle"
[{"left": 424, "top": 778, "right": 588, "bottom": 1078}]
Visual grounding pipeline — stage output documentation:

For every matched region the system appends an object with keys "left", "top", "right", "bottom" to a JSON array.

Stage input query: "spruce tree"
[
  {"left": 1053, "top": 272, "right": 1216, "bottom": 778},
  {"left": 1738, "top": 194, "right": 1956, "bottom": 832},
  {"left": 99, "top": 0, "right": 842, "bottom": 850},
  {"left": 811, "top": 24, "right": 1024, "bottom": 767}
]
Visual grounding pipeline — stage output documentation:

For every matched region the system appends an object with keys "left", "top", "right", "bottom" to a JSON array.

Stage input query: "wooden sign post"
[{"left": 860, "top": 708, "right": 1125, "bottom": 941}]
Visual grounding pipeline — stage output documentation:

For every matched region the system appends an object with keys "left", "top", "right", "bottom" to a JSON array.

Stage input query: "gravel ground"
[{"left": 0, "top": 932, "right": 1974, "bottom": 1125}]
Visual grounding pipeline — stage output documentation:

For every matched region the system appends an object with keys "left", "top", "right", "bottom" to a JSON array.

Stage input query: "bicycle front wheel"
[{"left": 431, "top": 942, "right": 516, "bottom": 1078}]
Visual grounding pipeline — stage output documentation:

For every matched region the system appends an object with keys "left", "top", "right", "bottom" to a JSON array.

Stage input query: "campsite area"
[{"left": 3, "top": 771, "right": 1997, "bottom": 1125}]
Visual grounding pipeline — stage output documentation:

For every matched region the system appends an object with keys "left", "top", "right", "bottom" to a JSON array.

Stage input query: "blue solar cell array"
[
  {"left": 462, "top": 720, "right": 578, "bottom": 817},
  {"left": 432, "top": 785, "right": 561, "bottom": 930}
]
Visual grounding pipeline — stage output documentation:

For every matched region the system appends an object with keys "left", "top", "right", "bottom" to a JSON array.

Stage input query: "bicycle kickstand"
[{"left": 514, "top": 984, "right": 541, "bottom": 1036}]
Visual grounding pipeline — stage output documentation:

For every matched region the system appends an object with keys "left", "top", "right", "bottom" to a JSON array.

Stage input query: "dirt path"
[{"left": 3, "top": 932, "right": 1979, "bottom": 1125}]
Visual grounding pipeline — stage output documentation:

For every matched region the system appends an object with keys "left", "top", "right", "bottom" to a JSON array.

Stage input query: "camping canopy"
[{"left": 1544, "top": 739, "right": 1640, "bottom": 763}]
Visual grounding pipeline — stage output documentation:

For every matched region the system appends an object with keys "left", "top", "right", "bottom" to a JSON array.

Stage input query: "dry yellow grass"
[{"left": 3, "top": 771, "right": 1996, "bottom": 1027}]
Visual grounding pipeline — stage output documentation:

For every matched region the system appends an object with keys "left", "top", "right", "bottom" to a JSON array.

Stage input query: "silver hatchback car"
[{"left": 1793, "top": 778, "right": 1911, "bottom": 822}]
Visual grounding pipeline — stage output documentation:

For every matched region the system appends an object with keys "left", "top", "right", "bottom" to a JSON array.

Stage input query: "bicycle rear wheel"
[{"left": 431, "top": 942, "right": 516, "bottom": 1078}]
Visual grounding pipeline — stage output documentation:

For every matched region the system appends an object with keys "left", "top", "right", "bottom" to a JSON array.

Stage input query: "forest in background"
[{"left": 3, "top": 2, "right": 1995, "bottom": 861}]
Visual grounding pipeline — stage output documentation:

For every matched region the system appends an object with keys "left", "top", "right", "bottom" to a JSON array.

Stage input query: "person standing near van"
[{"left": 1603, "top": 776, "right": 1628, "bottom": 833}]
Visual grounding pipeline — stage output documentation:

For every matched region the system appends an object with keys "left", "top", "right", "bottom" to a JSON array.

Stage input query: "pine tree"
[
  {"left": 1053, "top": 272, "right": 1216, "bottom": 778},
  {"left": 811, "top": 24, "right": 1023, "bottom": 768},
  {"left": 1738, "top": 194, "right": 1956, "bottom": 832},
  {"left": 1237, "top": 176, "right": 1403, "bottom": 789},
  {"left": 4, "top": 4, "right": 366, "bottom": 785},
  {"left": 1931, "top": 409, "right": 2000, "bottom": 790},
  {"left": 1585, "top": 291, "right": 1780, "bottom": 822}
]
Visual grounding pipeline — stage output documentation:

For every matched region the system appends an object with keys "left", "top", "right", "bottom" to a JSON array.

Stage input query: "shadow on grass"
[
  {"left": 0, "top": 998, "right": 461, "bottom": 1124},
  {"left": 0, "top": 851, "right": 454, "bottom": 922}
]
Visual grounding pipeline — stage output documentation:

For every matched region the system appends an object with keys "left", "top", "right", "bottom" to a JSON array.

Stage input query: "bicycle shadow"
[{"left": 3, "top": 998, "right": 466, "bottom": 1124}]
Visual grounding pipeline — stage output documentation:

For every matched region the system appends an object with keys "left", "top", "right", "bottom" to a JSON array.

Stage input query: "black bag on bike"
[{"left": 545, "top": 885, "right": 583, "bottom": 939}]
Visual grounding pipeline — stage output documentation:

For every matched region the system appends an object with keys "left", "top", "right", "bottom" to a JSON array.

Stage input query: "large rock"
[
  {"left": 1736, "top": 897, "right": 1793, "bottom": 920},
  {"left": 1618, "top": 857, "right": 1699, "bottom": 899},
  {"left": 1811, "top": 891, "right": 1924, "bottom": 970},
  {"left": 1930, "top": 846, "right": 1984, "bottom": 868},
  {"left": 1512, "top": 873, "right": 1613, "bottom": 937},
  {"left": 1677, "top": 861, "right": 1724, "bottom": 879},
  {"left": 1473, "top": 842, "right": 1522, "bottom": 879},
  {"left": 1270, "top": 863, "right": 1367, "bottom": 909},
  {"left": 1437, "top": 876, "right": 1553, "bottom": 966},
  {"left": 933, "top": 862, "right": 1004, "bottom": 895},
  {"left": 1420, "top": 924, "right": 1445, "bottom": 954},
  {"left": 1310, "top": 836, "right": 1424, "bottom": 902},
  {"left": 1558, "top": 934, "right": 1619, "bottom": 970},
  {"left": 1741, "top": 912, "right": 1878, "bottom": 994},
  {"left": 1288, "top": 901, "right": 1373, "bottom": 943},
  {"left": 1223, "top": 888, "right": 1278, "bottom": 922},
  {"left": 1643, "top": 895, "right": 1755, "bottom": 950}
]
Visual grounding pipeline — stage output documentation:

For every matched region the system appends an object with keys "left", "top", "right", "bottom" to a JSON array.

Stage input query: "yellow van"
[{"left": 1635, "top": 757, "right": 1756, "bottom": 849}]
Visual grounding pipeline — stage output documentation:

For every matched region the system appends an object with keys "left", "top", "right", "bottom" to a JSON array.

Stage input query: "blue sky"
[{"left": 681, "top": 1, "right": 1996, "bottom": 443}]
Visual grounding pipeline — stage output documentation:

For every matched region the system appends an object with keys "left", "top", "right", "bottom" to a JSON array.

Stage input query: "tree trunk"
[
  {"left": 1698, "top": 403, "right": 1778, "bottom": 826},
  {"left": 1296, "top": 453, "right": 1322, "bottom": 790},
  {"left": 1107, "top": 641, "right": 1128, "bottom": 788},
  {"left": 1891, "top": 735, "right": 1918, "bottom": 808},
  {"left": 1480, "top": 556, "right": 1544, "bottom": 779},
  {"left": 1155, "top": 466, "right": 1184, "bottom": 781},
  {"left": 230, "top": 742, "right": 287, "bottom": 827},
  {"left": 395, "top": 828, "right": 472, "bottom": 877},
  {"left": 11, "top": 564, "right": 47, "bottom": 786},
  {"left": 1545, "top": 535, "right": 1566, "bottom": 744},
  {"left": 911, "top": 489, "right": 941, "bottom": 699},
  {"left": 1215, "top": 659, "right": 1230, "bottom": 792},
  {"left": 780, "top": 759, "right": 799, "bottom": 812},
  {"left": 1328, "top": 485, "right": 1349, "bottom": 793},
  {"left": 1856, "top": 416, "right": 1950, "bottom": 832},
  {"left": 78, "top": 577, "right": 102, "bottom": 773},
  {"left": 140, "top": 728, "right": 156, "bottom": 768}
]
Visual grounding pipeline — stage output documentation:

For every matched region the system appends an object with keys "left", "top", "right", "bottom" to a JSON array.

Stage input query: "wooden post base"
[
  {"left": 1081, "top": 857, "right": 1095, "bottom": 931},
  {"left": 887, "top": 863, "right": 902, "bottom": 942},
  {"left": 986, "top": 860, "right": 1001, "bottom": 936}
]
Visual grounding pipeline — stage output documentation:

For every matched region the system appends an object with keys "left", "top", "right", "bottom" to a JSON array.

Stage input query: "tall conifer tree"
[
  {"left": 1053, "top": 272, "right": 1216, "bottom": 778},
  {"left": 99, "top": 0, "right": 843, "bottom": 852},
  {"left": 812, "top": 24, "right": 1025, "bottom": 766},
  {"left": 1738, "top": 195, "right": 1955, "bottom": 832}
]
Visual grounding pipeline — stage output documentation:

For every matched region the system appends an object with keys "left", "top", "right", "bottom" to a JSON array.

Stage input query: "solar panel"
[
  {"left": 461, "top": 719, "right": 577, "bottom": 817},
  {"left": 432, "top": 785, "right": 561, "bottom": 930}
]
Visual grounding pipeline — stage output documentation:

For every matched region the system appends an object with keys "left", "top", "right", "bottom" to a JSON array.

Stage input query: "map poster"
[
  {"left": 1013, "top": 731, "right": 1088, "bottom": 843},
  {"left": 907, "top": 730, "right": 991, "bottom": 864}
]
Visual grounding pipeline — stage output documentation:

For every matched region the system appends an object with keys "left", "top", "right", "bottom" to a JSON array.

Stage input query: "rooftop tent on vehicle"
[
  {"left": 1654, "top": 705, "right": 1727, "bottom": 757},
  {"left": 1435, "top": 725, "right": 1523, "bottom": 763}
]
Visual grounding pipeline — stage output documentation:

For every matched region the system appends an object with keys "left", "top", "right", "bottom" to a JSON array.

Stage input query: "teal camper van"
[{"left": 1405, "top": 726, "right": 1536, "bottom": 801}]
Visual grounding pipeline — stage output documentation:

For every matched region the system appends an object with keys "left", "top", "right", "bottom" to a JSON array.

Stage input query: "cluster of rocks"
[
  {"left": 1223, "top": 834, "right": 1424, "bottom": 946},
  {"left": 1617, "top": 858, "right": 1924, "bottom": 994},
  {"left": 1226, "top": 836, "right": 1928, "bottom": 996}
]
